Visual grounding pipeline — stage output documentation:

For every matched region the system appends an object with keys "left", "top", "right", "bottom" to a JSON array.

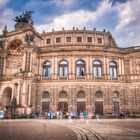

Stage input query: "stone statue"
[
  {"left": 24, "top": 33, "right": 35, "bottom": 44},
  {"left": 11, "top": 96, "right": 17, "bottom": 116},
  {"left": 13, "top": 11, "right": 34, "bottom": 25}
]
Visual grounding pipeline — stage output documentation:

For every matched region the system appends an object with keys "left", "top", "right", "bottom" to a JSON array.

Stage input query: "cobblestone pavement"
[
  {"left": 0, "top": 120, "right": 77, "bottom": 140},
  {"left": 0, "top": 119, "right": 140, "bottom": 140}
]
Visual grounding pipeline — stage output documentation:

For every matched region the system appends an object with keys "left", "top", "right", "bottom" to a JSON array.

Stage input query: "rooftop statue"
[{"left": 13, "top": 11, "right": 34, "bottom": 25}]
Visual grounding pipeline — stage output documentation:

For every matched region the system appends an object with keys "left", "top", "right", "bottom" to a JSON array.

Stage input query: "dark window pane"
[
  {"left": 77, "top": 36, "right": 82, "bottom": 42},
  {"left": 66, "top": 37, "right": 71, "bottom": 42},
  {"left": 56, "top": 37, "right": 61, "bottom": 43},
  {"left": 46, "top": 39, "right": 51, "bottom": 44},
  {"left": 98, "top": 38, "right": 102, "bottom": 44},
  {"left": 87, "top": 37, "right": 92, "bottom": 42}
]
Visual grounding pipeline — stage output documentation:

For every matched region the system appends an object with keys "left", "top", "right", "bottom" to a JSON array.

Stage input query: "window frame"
[
  {"left": 77, "top": 36, "right": 82, "bottom": 43},
  {"left": 43, "top": 61, "right": 51, "bottom": 77},
  {"left": 59, "top": 60, "right": 68, "bottom": 77},
  {"left": 66, "top": 37, "right": 71, "bottom": 43},
  {"left": 97, "top": 38, "right": 102, "bottom": 44},
  {"left": 87, "top": 37, "right": 92, "bottom": 43},
  {"left": 46, "top": 38, "right": 51, "bottom": 44},
  {"left": 76, "top": 60, "right": 85, "bottom": 76},
  {"left": 93, "top": 60, "right": 102, "bottom": 77},
  {"left": 56, "top": 37, "right": 61, "bottom": 43},
  {"left": 109, "top": 61, "right": 117, "bottom": 78}
]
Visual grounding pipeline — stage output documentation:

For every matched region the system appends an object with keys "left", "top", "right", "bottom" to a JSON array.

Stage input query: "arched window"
[
  {"left": 43, "top": 61, "right": 51, "bottom": 77},
  {"left": 42, "top": 92, "right": 50, "bottom": 98},
  {"left": 59, "top": 91, "right": 68, "bottom": 98},
  {"left": 93, "top": 60, "right": 102, "bottom": 77},
  {"left": 76, "top": 60, "right": 85, "bottom": 76},
  {"left": 95, "top": 91, "right": 103, "bottom": 98},
  {"left": 59, "top": 60, "right": 68, "bottom": 76},
  {"left": 77, "top": 91, "right": 85, "bottom": 98},
  {"left": 109, "top": 61, "right": 117, "bottom": 77}
]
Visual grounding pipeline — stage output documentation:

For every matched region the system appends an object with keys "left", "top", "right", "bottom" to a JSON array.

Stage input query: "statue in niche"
[
  {"left": 24, "top": 33, "right": 35, "bottom": 44},
  {"left": 13, "top": 11, "right": 34, "bottom": 25}
]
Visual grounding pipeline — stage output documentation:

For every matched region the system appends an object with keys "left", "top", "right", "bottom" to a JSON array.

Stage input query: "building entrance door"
[
  {"left": 95, "top": 101, "right": 103, "bottom": 115},
  {"left": 113, "top": 102, "right": 119, "bottom": 115},
  {"left": 77, "top": 101, "right": 86, "bottom": 113},
  {"left": 58, "top": 102, "right": 68, "bottom": 112},
  {"left": 42, "top": 102, "right": 50, "bottom": 116}
]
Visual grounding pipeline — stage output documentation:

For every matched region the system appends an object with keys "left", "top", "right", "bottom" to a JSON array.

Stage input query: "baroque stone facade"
[{"left": 0, "top": 22, "right": 140, "bottom": 116}]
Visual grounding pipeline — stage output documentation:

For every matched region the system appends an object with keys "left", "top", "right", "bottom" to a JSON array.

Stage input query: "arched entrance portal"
[
  {"left": 95, "top": 91, "right": 103, "bottom": 115},
  {"left": 112, "top": 92, "right": 120, "bottom": 116},
  {"left": 58, "top": 91, "right": 68, "bottom": 113},
  {"left": 41, "top": 92, "right": 50, "bottom": 116},
  {"left": 1, "top": 87, "right": 12, "bottom": 109},
  {"left": 77, "top": 91, "right": 86, "bottom": 113}
]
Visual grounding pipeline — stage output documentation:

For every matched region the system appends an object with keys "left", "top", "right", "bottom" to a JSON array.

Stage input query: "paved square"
[{"left": 0, "top": 119, "right": 140, "bottom": 140}]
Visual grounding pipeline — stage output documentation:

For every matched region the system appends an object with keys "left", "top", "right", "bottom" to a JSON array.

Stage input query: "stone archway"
[
  {"left": 77, "top": 91, "right": 86, "bottom": 113},
  {"left": 95, "top": 91, "right": 103, "bottom": 115},
  {"left": 41, "top": 91, "right": 50, "bottom": 116},
  {"left": 1, "top": 87, "right": 12, "bottom": 109},
  {"left": 58, "top": 91, "right": 68, "bottom": 113}
]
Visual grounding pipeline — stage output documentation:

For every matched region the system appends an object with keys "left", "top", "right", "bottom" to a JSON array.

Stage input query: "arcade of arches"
[
  {"left": 40, "top": 90, "right": 120, "bottom": 116},
  {"left": 1, "top": 87, "right": 12, "bottom": 109}
]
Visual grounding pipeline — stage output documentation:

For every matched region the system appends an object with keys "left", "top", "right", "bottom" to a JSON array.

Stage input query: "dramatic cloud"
[
  {"left": 113, "top": 0, "right": 140, "bottom": 47},
  {"left": 51, "top": 0, "right": 76, "bottom": 7},
  {"left": 0, "top": 0, "right": 140, "bottom": 47},
  {"left": 115, "top": 0, "right": 140, "bottom": 32},
  {"left": 35, "top": 0, "right": 112, "bottom": 32},
  {"left": 0, "top": 0, "right": 14, "bottom": 33}
]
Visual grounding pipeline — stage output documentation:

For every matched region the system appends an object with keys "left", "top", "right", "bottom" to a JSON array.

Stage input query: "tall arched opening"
[
  {"left": 41, "top": 91, "right": 50, "bottom": 116},
  {"left": 58, "top": 91, "right": 68, "bottom": 113},
  {"left": 1, "top": 87, "right": 12, "bottom": 110},
  {"left": 95, "top": 91, "right": 103, "bottom": 115},
  {"left": 77, "top": 91, "right": 86, "bottom": 113}
]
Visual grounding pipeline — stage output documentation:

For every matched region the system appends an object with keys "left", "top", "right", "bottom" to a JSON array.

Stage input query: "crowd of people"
[{"left": 45, "top": 110, "right": 92, "bottom": 120}]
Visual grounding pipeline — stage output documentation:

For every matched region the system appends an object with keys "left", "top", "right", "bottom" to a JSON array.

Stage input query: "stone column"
[
  {"left": 29, "top": 53, "right": 33, "bottom": 71},
  {"left": 28, "top": 85, "right": 31, "bottom": 106},
  {"left": 54, "top": 55, "right": 58, "bottom": 80},
  {"left": 51, "top": 55, "right": 55, "bottom": 79},
  {"left": 39, "top": 57, "right": 42, "bottom": 75},
  {"left": 86, "top": 56, "right": 89, "bottom": 79},
  {"left": 69, "top": 56, "right": 72, "bottom": 79},
  {"left": 103, "top": 56, "right": 106, "bottom": 78},
  {"left": 72, "top": 87, "right": 76, "bottom": 111},
  {"left": 122, "top": 59, "right": 124, "bottom": 75},
  {"left": 86, "top": 86, "right": 92, "bottom": 113},
  {"left": 72, "top": 55, "right": 75, "bottom": 79},
  {"left": 22, "top": 82, "right": 27, "bottom": 106},
  {"left": 3, "top": 55, "right": 7, "bottom": 75}
]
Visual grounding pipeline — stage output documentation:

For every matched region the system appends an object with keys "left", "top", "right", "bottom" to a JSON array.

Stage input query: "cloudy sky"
[{"left": 0, "top": 0, "right": 140, "bottom": 48}]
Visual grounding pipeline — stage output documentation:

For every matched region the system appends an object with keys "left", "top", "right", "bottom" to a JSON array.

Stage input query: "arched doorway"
[
  {"left": 58, "top": 91, "right": 68, "bottom": 113},
  {"left": 41, "top": 91, "right": 50, "bottom": 116},
  {"left": 112, "top": 92, "right": 120, "bottom": 116},
  {"left": 77, "top": 91, "right": 86, "bottom": 113},
  {"left": 1, "top": 87, "right": 12, "bottom": 110},
  {"left": 95, "top": 91, "right": 103, "bottom": 115}
]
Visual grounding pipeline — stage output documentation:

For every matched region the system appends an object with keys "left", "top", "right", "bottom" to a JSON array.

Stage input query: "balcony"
[
  {"left": 93, "top": 76, "right": 102, "bottom": 80},
  {"left": 58, "top": 76, "right": 68, "bottom": 80},
  {"left": 76, "top": 75, "right": 86, "bottom": 79}
]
